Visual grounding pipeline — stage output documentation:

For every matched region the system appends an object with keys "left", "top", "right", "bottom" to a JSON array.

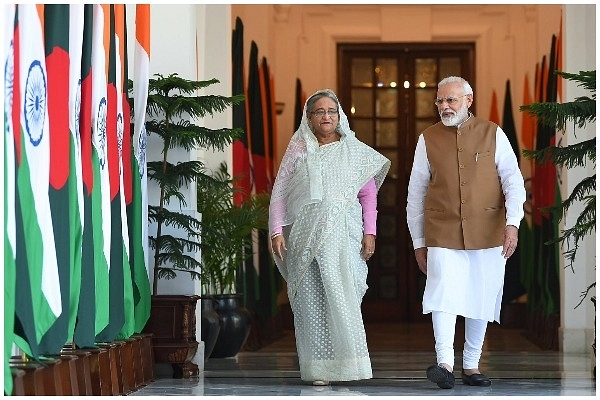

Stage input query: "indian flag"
[
  {"left": 129, "top": 3, "right": 152, "bottom": 332},
  {"left": 13, "top": 3, "right": 62, "bottom": 357},
  {"left": 90, "top": 3, "right": 112, "bottom": 339}
]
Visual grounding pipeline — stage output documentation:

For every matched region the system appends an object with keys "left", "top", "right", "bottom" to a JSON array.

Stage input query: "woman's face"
[{"left": 308, "top": 97, "right": 339, "bottom": 136}]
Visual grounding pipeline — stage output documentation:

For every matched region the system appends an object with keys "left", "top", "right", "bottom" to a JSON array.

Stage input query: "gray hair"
[
  {"left": 305, "top": 89, "right": 342, "bottom": 134},
  {"left": 305, "top": 89, "right": 340, "bottom": 116},
  {"left": 438, "top": 76, "right": 474, "bottom": 95}
]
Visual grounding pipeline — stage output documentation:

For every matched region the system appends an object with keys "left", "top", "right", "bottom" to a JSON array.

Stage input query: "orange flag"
[{"left": 521, "top": 73, "right": 537, "bottom": 154}]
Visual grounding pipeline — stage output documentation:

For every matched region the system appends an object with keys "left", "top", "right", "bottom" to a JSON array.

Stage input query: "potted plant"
[
  {"left": 140, "top": 72, "right": 244, "bottom": 377},
  {"left": 520, "top": 70, "right": 595, "bottom": 369},
  {"left": 197, "top": 162, "right": 270, "bottom": 358}
]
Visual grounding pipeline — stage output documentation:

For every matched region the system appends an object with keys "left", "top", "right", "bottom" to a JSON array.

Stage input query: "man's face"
[{"left": 435, "top": 82, "right": 473, "bottom": 126}]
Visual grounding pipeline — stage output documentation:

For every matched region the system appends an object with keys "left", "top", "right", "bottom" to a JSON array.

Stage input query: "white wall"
[
  {"left": 144, "top": 4, "right": 201, "bottom": 296},
  {"left": 560, "top": 3, "right": 596, "bottom": 355},
  {"left": 144, "top": 4, "right": 232, "bottom": 368}
]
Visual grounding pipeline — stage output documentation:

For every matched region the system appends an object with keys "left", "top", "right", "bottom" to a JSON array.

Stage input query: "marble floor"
[{"left": 129, "top": 322, "right": 596, "bottom": 396}]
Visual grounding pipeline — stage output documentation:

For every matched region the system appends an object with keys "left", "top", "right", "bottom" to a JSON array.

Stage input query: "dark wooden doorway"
[{"left": 337, "top": 42, "right": 476, "bottom": 323}]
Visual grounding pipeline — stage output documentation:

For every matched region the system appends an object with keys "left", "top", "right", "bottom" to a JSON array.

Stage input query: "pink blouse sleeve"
[
  {"left": 358, "top": 178, "right": 377, "bottom": 235},
  {"left": 270, "top": 198, "right": 284, "bottom": 236}
]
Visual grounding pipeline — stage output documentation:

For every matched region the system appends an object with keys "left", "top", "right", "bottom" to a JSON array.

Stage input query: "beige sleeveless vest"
[{"left": 422, "top": 117, "right": 505, "bottom": 250}]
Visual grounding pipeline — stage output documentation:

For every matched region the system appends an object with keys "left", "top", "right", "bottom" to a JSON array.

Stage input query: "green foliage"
[
  {"left": 144, "top": 73, "right": 245, "bottom": 295},
  {"left": 521, "top": 71, "right": 595, "bottom": 132},
  {"left": 520, "top": 70, "right": 596, "bottom": 307},
  {"left": 198, "top": 162, "right": 269, "bottom": 295}
]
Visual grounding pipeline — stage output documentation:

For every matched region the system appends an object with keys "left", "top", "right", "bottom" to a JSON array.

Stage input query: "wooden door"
[{"left": 337, "top": 43, "right": 475, "bottom": 322}]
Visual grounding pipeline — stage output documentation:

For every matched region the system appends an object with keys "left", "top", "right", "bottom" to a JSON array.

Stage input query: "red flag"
[
  {"left": 46, "top": 6, "right": 70, "bottom": 191},
  {"left": 231, "top": 17, "right": 251, "bottom": 205},
  {"left": 488, "top": 90, "right": 500, "bottom": 125}
]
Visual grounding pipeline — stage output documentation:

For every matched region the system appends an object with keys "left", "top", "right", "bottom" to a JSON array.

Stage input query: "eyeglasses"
[
  {"left": 311, "top": 109, "right": 339, "bottom": 117},
  {"left": 434, "top": 94, "right": 468, "bottom": 106}
]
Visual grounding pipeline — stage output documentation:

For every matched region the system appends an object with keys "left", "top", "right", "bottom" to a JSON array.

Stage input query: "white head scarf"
[
  {"left": 269, "top": 88, "right": 389, "bottom": 234},
  {"left": 302, "top": 89, "right": 356, "bottom": 201},
  {"left": 269, "top": 89, "right": 352, "bottom": 233}
]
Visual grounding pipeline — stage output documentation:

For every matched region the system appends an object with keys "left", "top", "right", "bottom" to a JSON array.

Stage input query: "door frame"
[{"left": 337, "top": 42, "right": 476, "bottom": 322}]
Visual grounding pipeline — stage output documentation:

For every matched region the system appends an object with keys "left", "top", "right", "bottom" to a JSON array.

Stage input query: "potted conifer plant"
[
  {"left": 197, "top": 162, "right": 269, "bottom": 358},
  {"left": 520, "top": 69, "right": 595, "bottom": 372},
  {"left": 140, "top": 72, "right": 244, "bottom": 377}
]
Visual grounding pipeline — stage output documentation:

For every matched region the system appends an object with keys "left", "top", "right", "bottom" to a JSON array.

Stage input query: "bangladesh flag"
[
  {"left": 4, "top": 5, "right": 17, "bottom": 395},
  {"left": 113, "top": 3, "right": 135, "bottom": 340},
  {"left": 38, "top": 3, "right": 84, "bottom": 355}
]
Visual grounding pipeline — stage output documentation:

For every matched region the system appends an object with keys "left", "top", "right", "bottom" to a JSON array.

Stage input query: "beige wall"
[
  {"left": 146, "top": 3, "right": 593, "bottom": 359},
  {"left": 232, "top": 4, "right": 563, "bottom": 167}
]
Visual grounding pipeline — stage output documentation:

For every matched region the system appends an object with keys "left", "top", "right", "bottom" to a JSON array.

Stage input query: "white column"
[
  {"left": 147, "top": 4, "right": 232, "bottom": 370},
  {"left": 193, "top": 3, "right": 233, "bottom": 369},
  {"left": 559, "top": 4, "right": 596, "bottom": 356}
]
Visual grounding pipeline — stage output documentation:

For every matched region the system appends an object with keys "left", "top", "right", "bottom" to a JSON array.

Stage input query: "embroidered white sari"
[{"left": 269, "top": 89, "right": 390, "bottom": 382}]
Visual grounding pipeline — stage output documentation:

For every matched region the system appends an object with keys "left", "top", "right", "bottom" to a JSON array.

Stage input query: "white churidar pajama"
[{"left": 407, "top": 125, "right": 526, "bottom": 370}]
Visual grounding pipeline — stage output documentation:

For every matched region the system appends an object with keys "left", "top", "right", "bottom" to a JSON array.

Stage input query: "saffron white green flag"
[
  {"left": 13, "top": 3, "right": 62, "bottom": 356},
  {"left": 73, "top": 3, "right": 109, "bottom": 347},
  {"left": 90, "top": 3, "right": 112, "bottom": 336},
  {"left": 130, "top": 3, "right": 152, "bottom": 332}
]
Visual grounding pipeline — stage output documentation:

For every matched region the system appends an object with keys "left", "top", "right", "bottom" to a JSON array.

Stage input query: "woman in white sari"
[{"left": 269, "top": 89, "right": 390, "bottom": 385}]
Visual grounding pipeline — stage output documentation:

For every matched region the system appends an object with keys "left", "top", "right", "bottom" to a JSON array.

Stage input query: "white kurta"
[{"left": 407, "top": 125, "right": 526, "bottom": 323}]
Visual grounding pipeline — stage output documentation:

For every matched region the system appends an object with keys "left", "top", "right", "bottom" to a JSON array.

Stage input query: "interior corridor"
[{"left": 129, "top": 322, "right": 596, "bottom": 396}]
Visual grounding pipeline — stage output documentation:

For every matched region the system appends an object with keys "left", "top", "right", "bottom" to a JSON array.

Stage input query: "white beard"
[{"left": 440, "top": 105, "right": 469, "bottom": 127}]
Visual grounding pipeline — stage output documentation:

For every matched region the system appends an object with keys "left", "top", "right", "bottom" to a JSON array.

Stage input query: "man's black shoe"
[
  {"left": 461, "top": 369, "right": 492, "bottom": 387},
  {"left": 426, "top": 364, "right": 455, "bottom": 389}
]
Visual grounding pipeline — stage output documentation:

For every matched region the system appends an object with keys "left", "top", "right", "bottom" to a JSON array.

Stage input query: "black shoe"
[
  {"left": 461, "top": 369, "right": 492, "bottom": 386},
  {"left": 426, "top": 364, "right": 455, "bottom": 389}
]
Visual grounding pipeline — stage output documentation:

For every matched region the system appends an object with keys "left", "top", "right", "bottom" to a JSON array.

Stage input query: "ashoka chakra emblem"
[{"left": 24, "top": 60, "right": 46, "bottom": 146}]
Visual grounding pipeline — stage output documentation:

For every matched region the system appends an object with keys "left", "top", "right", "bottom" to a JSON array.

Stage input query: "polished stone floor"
[{"left": 129, "top": 322, "right": 596, "bottom": 396}]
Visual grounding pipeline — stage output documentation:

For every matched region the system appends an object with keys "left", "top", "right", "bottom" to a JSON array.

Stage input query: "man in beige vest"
[{"left": 407, "top": 76, "right": 526, "bottom": 389}]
